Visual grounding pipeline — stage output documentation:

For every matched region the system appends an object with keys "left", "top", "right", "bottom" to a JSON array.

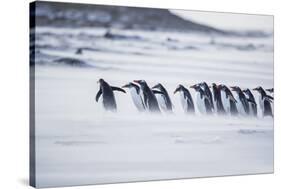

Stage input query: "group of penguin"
[{"left": 96, "top": 78, "right": 274, "bottom": 117}]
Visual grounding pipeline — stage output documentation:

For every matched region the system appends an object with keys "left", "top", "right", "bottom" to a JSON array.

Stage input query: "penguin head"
[
  {"left": 133, "top": 80, "right": 147, "bottom": 87},
  {"left": 97, "top": 78, "right": 105, "bottom": 84},
  {"left": 211, "top": 83, "right": 217, "bottom": 89},
  {"left": 190, "top": 84, "right": 202, "bottom": 92},
  {"left": 152, "top": 83, "right": 163, "bottom": 90},
  {"left": 242, "top": 88, "right": 250, "bottom": 94},
  {"left": 253, "top": 86, "right": 263, "bottom": 93},
  {"left": 200, "top": 82, "right": 208, "bottom": 88},
  {"left": 266, "top": 88, "right": 274, "bottom": 93},
  {"left": 218, "top": 84, "right": 227, "bottom": 92},
  {"left": 174, "top": 84, "right": 184, "bottom": 94},
  {"left": 230, "top": 86, "right": 242, "bottom": 93}
]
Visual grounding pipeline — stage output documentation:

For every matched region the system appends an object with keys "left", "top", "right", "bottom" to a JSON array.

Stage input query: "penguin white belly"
[
  {"left": 249, "top": 104, "right": 255, "bottom": 116},
  {"left": 180, "top": 91, "right": 188, "bottom": 112},
  {"left": 236, "top": 100, "right": 246, "bottom": 115},
  {"left": 221, "top": 91, "right": 230, "bottom": 114},
  {"left": 156, "top": 94, "right": 168, "bottom": 111},
  {"left": 233, "top": 94, "right": 246, "bottom": 115},
  {"left": 196, "top": 93, "right": 206, "bottom": 115},
  {"left": 258, "top": 94, "right": 265, "bottom": 117},
  {"left": 130, "top": 88, "right": 145, "bottom": 111}
]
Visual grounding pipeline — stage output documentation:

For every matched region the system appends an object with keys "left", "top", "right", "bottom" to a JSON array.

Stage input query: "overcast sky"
[{"left": 170, "top": 10, "right": 273, "bottom": 32}]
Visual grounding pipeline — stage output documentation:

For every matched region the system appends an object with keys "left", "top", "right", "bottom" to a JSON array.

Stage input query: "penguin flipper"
[
  {"left": 265, "top": 95, "right": 274, "bottom": 100},
  {"left": 111, "top": 86, "right": 126, "bottom": 93},
  {"left": 95, "top": 89, "right": 102, "bottom": 102},
  {"left": 247, "top": 98, "right": 256, "bottom": 105}
]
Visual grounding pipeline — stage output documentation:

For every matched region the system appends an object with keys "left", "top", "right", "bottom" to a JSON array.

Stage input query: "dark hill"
[{"left": 32, "top": 1, "right": 227, "bottom": 34}]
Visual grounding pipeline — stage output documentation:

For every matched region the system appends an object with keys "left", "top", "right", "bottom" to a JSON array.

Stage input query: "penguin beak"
[
  {"left": 230, "top": 86, "right": 235, "bottom": 90},
  {"left": 122, "top": 84, "right": 129, "bottom": 88},
  {"left": 174, "top": 87, "right": 180, "bottom": 94},
  {"left": 252, "top": 87, "right": 257, "bottom": 91},
  {"left": 133, "top": 80, "right": 141, "bottom": 84},
  {"left": 190, "top": 85, "right": 195, "bottom": 89}
]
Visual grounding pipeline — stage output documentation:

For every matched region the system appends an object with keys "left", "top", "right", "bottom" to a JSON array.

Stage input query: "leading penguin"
[
  {"left": 152, "top": 83, "right": 173, "bottom": 113},
  {"left": 253, "top": 86, "right": 273, "bottom": 117},
  {"left": 134, "top": 80, "right": 161, "bottom": 113},
  {"left": 95, "top": 79, "right": 126, "bottom": 111}
]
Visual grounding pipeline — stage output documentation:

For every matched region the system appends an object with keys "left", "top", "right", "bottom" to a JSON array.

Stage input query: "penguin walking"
[
  {"left": 211, "top": 83, "right": 225, "bottom": 115},
  {"left": 190, "top": 84, "right": 212, "bottom": 115},
  {"left": 230, "top": 86, "right": 250, "bottom": 116},
  {"left": 152, "top": 83, "right": 173, "bottom": 113},
  {"left": 174, "top": 84, "right": 195, "bottom": 114},
  {"left": 134, "top": 80, "right": 161, "bottom": 113},
  {"left": 122, "top": 82, "right": 146, "bottom": 112},
  {"left": 242, "top": 89, "right": 257, "bottom": 117},
  {"left": 218, "top": 85, "right": 238, "bottom": 116},
  {"left": 199, "top": 82, "right": 214, "bottom": 111},
  {"left": 96, "top": 79, "right": 126, "bottom": 111},
  {"left": 253, "top": 86, "right": 273, "bottom": 117}
]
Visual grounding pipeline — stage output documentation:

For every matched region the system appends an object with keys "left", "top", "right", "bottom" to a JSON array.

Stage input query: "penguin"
[
  {"left": 152, "top": 83, "right": 173, "bottom": 113},
  {"left": 134, "top": 80, "right": 161, "bottom": 113},
  {"left": 190, "top": 84, "right": 212, "bottom": 115},
  {"left": 230, "top": 86, "right": 250, "bottom": 115},
  {"left": 122, "top": 82, "right": 146, "bottom": 112},
  {"left": 211, "top": 83, "right": 225, "bottom": 115},
  {"left": 218, "top": 85, "right": 238, "bottom": 116},
  {"left": 199, "top": 82, "right": 214, "bottom": 110},
  {"left": 174, "top": 84, "right": 195, "bottom": 114},
  {"left": 253, "top": 86, "right": 273, "bottom": 117},
  {"left": 242, "top": 88, "right": 257, "bottom": 117},
  {"left": 95, "top": 79, "right": 126, "bottom": 111}
]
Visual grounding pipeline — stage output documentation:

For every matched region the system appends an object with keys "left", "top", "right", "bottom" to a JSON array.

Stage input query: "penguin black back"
[
  {"left": 174, "top": 84, "right": 195, "bottom": 113},
  {"left": 152, "top": 83, "right": 173, "bottom": 112},
  {"left": 134, "top": 80, "right": 161, "bottom": 113},
  {"left": 96, "top": 79, "right": 126, "bottom": 111},
  {"left": 212, "top": 83, "right": 225, "bottom": 115}
]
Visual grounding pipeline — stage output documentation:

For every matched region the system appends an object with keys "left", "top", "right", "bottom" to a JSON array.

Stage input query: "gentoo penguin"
[
  {"left": 230, "top": 86, "right": 250, "bottom": 115},
  {"left": 253, "top": 86, "right": 273, "bottom": 117},
  {"left": 211, "top": 83, "right": 225, "bottom": 115},
  {"left": 242, "top": 89, "right": 257, "bottom": 117},
  {"left": 174, "top": 84, "right": 195, "bottom": 114},
  {"left": 152, "top": 83, "right": 173, "bottom": 113},
  {"left": 122, "top": 82, "right": 146, "bottom": 112},
  {"left": 95, "top": 79, "right": 126, "bottom": 111},
  {"left": 190, "top": 84, "right": 212, "bottom": 115},
  {"left": 199, "top": 82, "right": 214, "bottom": 110},
  {"left": 218, "top": 85, "right": 238, "bottom": 116},
  {"left": 134, "top": 80, "right": 161, "bottom": 113}
]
